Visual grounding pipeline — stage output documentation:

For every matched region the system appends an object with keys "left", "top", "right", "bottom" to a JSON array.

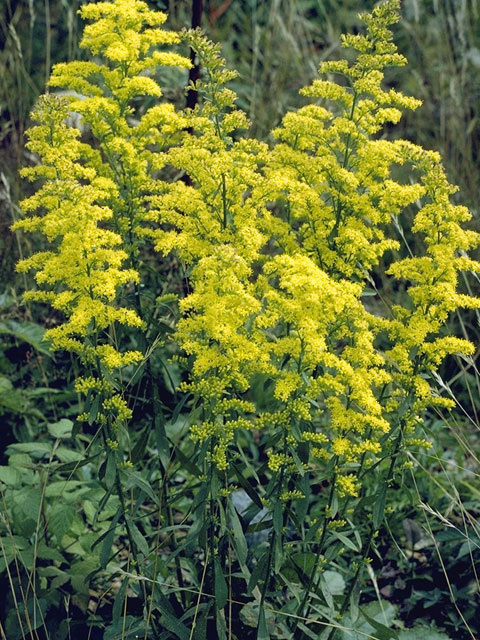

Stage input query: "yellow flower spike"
[
  {"left": 336, "top": 475, "right": 359, "bottom": 498},
  {"left": 13, "top": 97, "right": 142, "bottom": 370}
]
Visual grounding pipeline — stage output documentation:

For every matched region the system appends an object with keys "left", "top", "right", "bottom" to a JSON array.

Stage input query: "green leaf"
[
  {"left": 123, "top": 470, "right": 160, "bottom": 506},
  {"left": 88, "top": 393, "right": 101, "bottom": 425},
  {"left": 112, "top": 575, "right": 129, "bottom": 625},
  {"left": 297, "top": 440, "right": 310, "bottom": 464},
  {"left": 257, "top": 607, "right": 270, "bottom": 640},
  {"left": 318, "top": 570, "right": 345, "bottom": 612},
  {"left": 7, "top": 442, "right": 51, "bottom": 456},
  {"left": 232, "top": 463, "right": 263, "bottom": 508},
  {"left": 0, "top": 377, "right": 13, "bottom": 394},
  {"left": 99, "top": 507, "right": 122, "bottom": 569},
  {"left": 0, "top": 466, "right": 21, "bottom": 486},
  {"left": 36, "top": 542, "right": 64, "bottom": 563},
  {"left": 48, "top": 419, "right": 73, "bottom": 439},
  {"left": 216, "top": 608, "right": 227, "bottom": 640},
  {"left": 54, "top": 452, "right": 101, "bottom": 474},
  {"left": 0, "top": 320, "right": 51, "bottom": 356},
  {"left": 296, "top": 622, "right": 320, "bottom": 640},
  {"left": 248, "top": 551, "right": 268, "bottom": 594},
  {"left": 173, "top": 447, "right": 202, "bottom": 477},
  {"left": 192, "top": 601, "right": 213, "bottom": 640},
  {"left": 48, "top": 504, "right": 75, "bottom": 540},
  {"left": 330, "top": 531, "right": 360, "bottom": 552},
  {"left": 361, "top": 610, "right": 399, "bottom": 640},
  {"left": 19, "top": 487, "right": 42, "bottom": 519},
  {"left": 54, "top": 447, "right": 83, "bottom": 463},
  {"left": 288, "top": 446, "right": 305, "bottom": 476},
  {"left": 156, "top": 608, "right": 190, "bottom": 640},
  {"left": 323, "top": 570, "right": 346, "bottom": 596},
  {"left": 170, "top": 392, "right": 192, "bottom": 426},
  {"left": 103, "top": 616, "right": 145, "bottom": 640},
  {"left": 373, "top": 483, "right": 387, "bottom": 530},
  {"left": 229, "top": 501, "right": 247, "bottom": 565},
  {"left": 70, "top": 558, "right": 98, "bottom": 595},
  {"left": 104, "top": 451, "right": 116, "bottom": 490},
  {"left": 131, "top": 426, "right": 150, "bottom": 464},
  {"left": 126, "top": 516, "right": 149, "bottom": 558},
  {"left": 273, "top": 500, "right": 283, "bottom": 536},
  {"left": 291, "top": 552, "right": 316, "bottom": 575},
  {"left": 154, "top": 423, "right": 171, "bottom": 471},
  {"left": 214, "top": 556, "right": 227, "bottom": 609},
  {"left": 44, "top": 480, "right": 84, "bottom": 498},
  {"left": 342, "top": 601, "right": 398, "bottom": 640}
]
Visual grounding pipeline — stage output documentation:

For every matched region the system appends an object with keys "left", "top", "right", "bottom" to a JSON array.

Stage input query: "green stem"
[
  {"left": 257, "top": 464, "right": 286, "bottom": 637},
  {"left": 208, "top": 438, "right": 218, "bottom": 629},
  {"left": 324, "top": 423, "right": 405, "bottom": 640},
  {"left": 291, "top": 466, "right": 337, "bottom": 636}
]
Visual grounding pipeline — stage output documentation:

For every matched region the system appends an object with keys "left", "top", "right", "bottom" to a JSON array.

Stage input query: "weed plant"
[{"left": 1, "top": 1, "right": 480, "bottom": 639}]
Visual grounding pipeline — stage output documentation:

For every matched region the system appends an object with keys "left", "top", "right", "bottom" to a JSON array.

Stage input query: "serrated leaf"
[
  {"left": 297, "top": 440, "right": 310, "bottom": 464},
  {"left": 48, "top": 504, "right": 75, "bottom": 540},
  {"left": 54, "top": 447, "right": 83, "bottom": 463},
  {"left": 54, "top": 452, "right": 101, "bottom": 474},
  {"left": 0, "top": 377, "right": 13, "bottom": 394},
  {"left": 216, "top": 608, "right": 227, "bottom": 640},
  {"left": 19, "top": 487, "right": 42, "bottom": 519},
  {"left": 0, "top": 320, "right": 51, "bottom": 356},
  {"left": 7, "top": 442, "right": 51, "bottom": 455},
  {"left": 292, "top": 552, "right": 316, "bottom": 576},
  {"left": 70, "top": 558, "right": 99, "bottom": 595},
  {"left": 36, "top": 542, "right": 64, "bottom": 563},
  {"left": 156, "top": 605, "right": 190, "bottom": 640},
  {"left": 342, "top": 601, "right": 398, "bottom": 640},
  {"left": 319, "top": 573, "right": 334, "bottom": 610},
  {"left": 44, "top": 480, "right": 84, "bottom": 498},
  {"left": 48, "top": 419, "right": 73, "bottom": 439},
  {"left": 174, "top": 447, "right": 202, "bottom": 477},
  {"left": 0, "top": 466, "right": 21, "bottom": 486},
  {"left": 103, "top": 616, "right": 145, "bottom": 640},
  {"left": 324, "top": 570, "right": 346, "bottom": 596},
  {"left": 297, "top": 622, "right": 319, "bottom": 640}
]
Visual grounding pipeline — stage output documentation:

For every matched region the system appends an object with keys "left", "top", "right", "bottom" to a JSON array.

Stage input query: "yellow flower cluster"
[
  {"left": 49, "top": 0, "right": 191, "bottom": 257},
  {"left": 14, "top": 0, "right": 194, "bottom": 437},
  {"left": 13, "top": 95, "right": 142, "bottom": 371},
  {"left": 162, "top": 0, "right": 480, "bottom": 499},
  {"left": 16, "top": 0, "right": 480, "bottom": 501}
]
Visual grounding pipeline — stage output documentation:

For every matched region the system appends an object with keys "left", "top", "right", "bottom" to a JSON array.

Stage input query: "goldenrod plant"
[{"left": 5, "top": 1, "right": 479, "bottom": 638}]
